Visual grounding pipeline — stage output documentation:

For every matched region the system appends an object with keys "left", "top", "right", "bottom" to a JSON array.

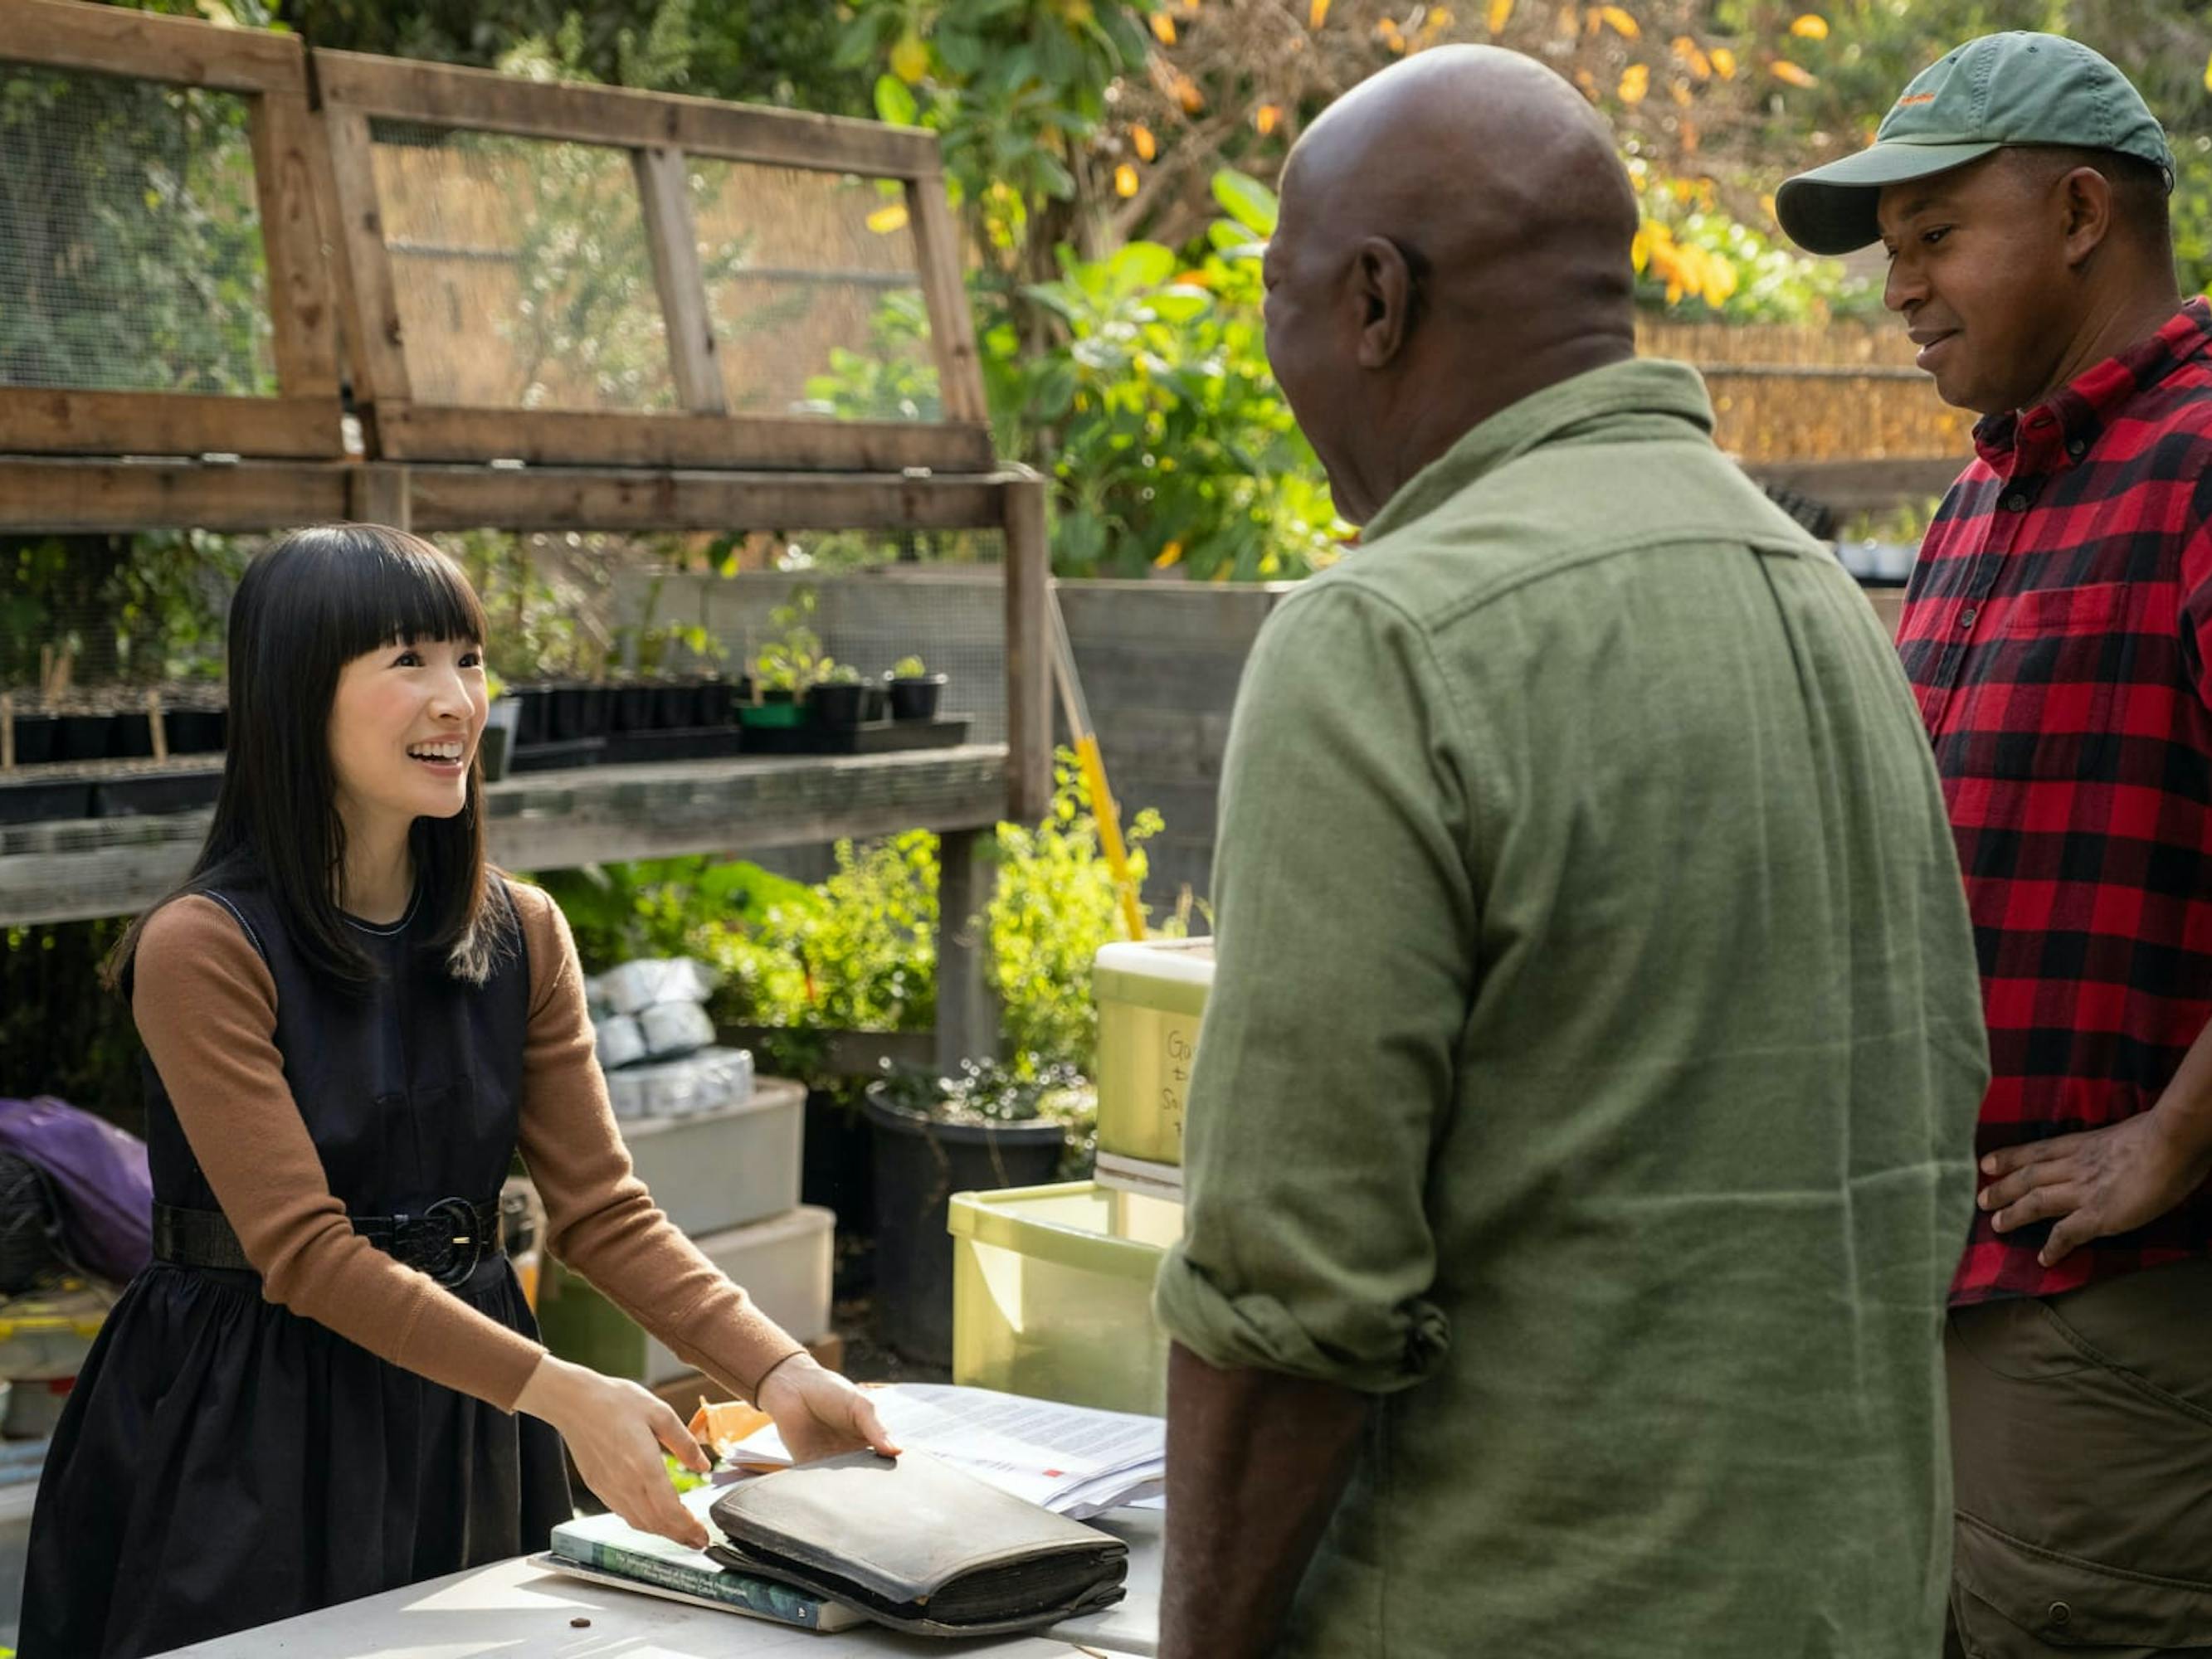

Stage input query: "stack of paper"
[{"left": 716, "top": 1384, "right": 1166, "bottom": 1520}]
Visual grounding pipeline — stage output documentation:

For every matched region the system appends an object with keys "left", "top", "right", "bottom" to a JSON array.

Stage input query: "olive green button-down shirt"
[{"left": 1152, "top": 359, "right": 1989, "bottom": 1658}]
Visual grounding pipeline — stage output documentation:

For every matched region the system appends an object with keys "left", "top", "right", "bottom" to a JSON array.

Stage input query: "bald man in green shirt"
[{"left": 1151, "top": 45, "right": 1990, "bottom": 1659}]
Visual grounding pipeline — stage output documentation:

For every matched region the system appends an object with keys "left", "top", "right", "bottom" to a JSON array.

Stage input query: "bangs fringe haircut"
[{"left": 107, "top": 525, "right": 511, "bottom": 994}]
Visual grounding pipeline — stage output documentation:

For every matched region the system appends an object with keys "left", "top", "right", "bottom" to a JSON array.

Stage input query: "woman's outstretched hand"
[
  {"left": 756, "top": 1354, "right": 902, "bottom": 1464},
  {"left": 518, "top": 1355, "right": 711, "bottom": 1546}
]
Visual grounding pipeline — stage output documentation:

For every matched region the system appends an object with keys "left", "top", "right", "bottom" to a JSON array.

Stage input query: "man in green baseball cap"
[
  {"left": 1782, "top": 32, "right": 2212, "bottom": 1659},
  {"left": 1776, "top": 32, "right": 2173, "bottom": 258}
]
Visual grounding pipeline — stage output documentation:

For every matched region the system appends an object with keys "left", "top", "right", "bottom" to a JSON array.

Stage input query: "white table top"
[{"left": 159, "top": 1511, "right": 1161, "bottom": 1659}]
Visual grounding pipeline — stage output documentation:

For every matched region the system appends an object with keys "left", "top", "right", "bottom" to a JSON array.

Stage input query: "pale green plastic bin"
[
  {"left": 1093, "top": 938, "right": 1214, "bottom": 1169},
  {"left": 948, "top": 1180, "right": 1186, "bottom": 1417}
]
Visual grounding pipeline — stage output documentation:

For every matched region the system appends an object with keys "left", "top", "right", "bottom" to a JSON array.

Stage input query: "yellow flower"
[
  {"left": 1596, "top": 5, "right": 1640, "bottom": 38},
  {"left": 1255, "top": 104, "right": 1281, "bottom": 134},
  {"left": 1790, "top": 13, "right": 1829, "bottom": 38},
  {"left": 1671, "top": 35, "right": 1711, "bottom": 78},
  {"left": 1487, "top": 0, "right": 1513, "bottom": 28},
  {"left": 889, "top": 31, "right": 929, "bottom": 85},
  {"left": 1771, "top": 59, "right": 1818, "bottom": 88},
  {"left": 1114, "top": 163, "right": 1140, "bottom": 198},
  {"left": 1710, "top": 46, "right": 1736, "bottom": 78},
  {"left": 1152, "top": 12, "right": 1177, "bottom": 44},
  {"left": 1309, "top": 0, "right": 1331, "bottom": 27},
  {"left": 865, "top": 203, "right": 910, "bottom": 234},
  {"left": 1132, "top": 123, "right": 1157, "bottom": 161},
  {"left": 1153, "top": 541, "right": 1186, "bottom": 569},
  {"left": 1617, "top": 63, "right": 1649, "bottom": 103}
]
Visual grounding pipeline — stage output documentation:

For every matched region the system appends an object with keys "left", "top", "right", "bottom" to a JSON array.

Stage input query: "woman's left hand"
[{"left": 756, "top": 1355, "right": 902, "bottom": 1464}]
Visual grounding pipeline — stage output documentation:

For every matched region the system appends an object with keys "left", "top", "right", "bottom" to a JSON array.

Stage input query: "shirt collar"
[
  {"left": 1362, "top": 358, "right": 1715, "bottom": 544},
  {"left": 1973, "top": 296, "right": 2212, "bottom": 477}
]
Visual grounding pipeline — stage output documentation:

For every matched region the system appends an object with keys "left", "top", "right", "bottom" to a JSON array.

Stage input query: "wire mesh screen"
[
  {"left": 0, "top": 64, "right": 276, "bottom": 395},
  {"left": 370, "top": 121, "right": 677, "bottom": 411},
  {"left": 618, "top": 542, "right": 1009, "bottom": 747},
  {"left": 689, "top": 161, "right": 941, "bottom": 422}
]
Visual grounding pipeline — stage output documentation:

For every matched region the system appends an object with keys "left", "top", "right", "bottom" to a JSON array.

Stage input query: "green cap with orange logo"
[{"left": 1776, "top": 32, "right": 2174, "bottom": 255}]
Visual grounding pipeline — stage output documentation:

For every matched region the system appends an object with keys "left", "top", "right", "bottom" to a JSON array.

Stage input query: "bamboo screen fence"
[{"left": 1638, "top": 319, "right": 1975, "bottom": 465}]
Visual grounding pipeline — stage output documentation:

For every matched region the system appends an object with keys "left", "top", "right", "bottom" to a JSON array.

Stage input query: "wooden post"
[
  {"left": 322, "top": 105, "right": 413, "bottom": 412},
  {"left": 348, "top": 465, "right": 412, "bottom": 530},
  {"left": 248, "top": 89, "right": 344, "bottom": 402},
  {"left": 1001, "top": 472, "right": 1053, "bottom": 826},
  {"left": 904, "top": 174, "right": 987, "bottom": 424},
  {"left": 935, "top": 826, "right": 999, "bottom": 1072},
  {"left": 632, "top": 145, "right": 729, "bottom": 416}
]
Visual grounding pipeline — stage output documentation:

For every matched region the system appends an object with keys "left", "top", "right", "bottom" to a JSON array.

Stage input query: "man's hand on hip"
[{"left": 1980, "top": 1108, "right": 2212, "bottom": 1267}]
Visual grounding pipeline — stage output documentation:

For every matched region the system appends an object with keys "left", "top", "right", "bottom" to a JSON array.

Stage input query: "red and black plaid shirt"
[{"left": 1899, "top": 297, "right": 2212, "bottom": 1305}]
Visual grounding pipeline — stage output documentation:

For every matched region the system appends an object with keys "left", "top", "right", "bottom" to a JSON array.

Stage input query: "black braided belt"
[{"left": 153, "top": 1197, "right": 504, "bottom": 1289}]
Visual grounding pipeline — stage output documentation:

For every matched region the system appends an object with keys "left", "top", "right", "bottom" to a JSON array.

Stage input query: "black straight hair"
[{"left": 107, "top": 525, "right": 505, "bottom": 992}]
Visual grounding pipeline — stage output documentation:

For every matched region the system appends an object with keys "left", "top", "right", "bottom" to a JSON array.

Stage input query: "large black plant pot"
[{"left": 860, "top": 1084, "right": 1065, "bottom": 1369}]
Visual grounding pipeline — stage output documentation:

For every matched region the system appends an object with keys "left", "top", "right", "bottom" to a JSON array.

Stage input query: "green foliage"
[
  {"left": 801, "top": 169, "right": 1347, "bottom": 580},
  {"left": 750, "top": 589, "right": 830, "bottom": 693},
  {"left": 838, "top": 0, "right": 1156, "bottom": 271},
  {"left": 987, "top": 752, "right": 1161, "bottom": 1064},
  {"left": 799, "top": 289, "right": 944, "bottom": 424},
  {"left": 891, "top": 654, "right": 928, "bottom": 679},
  {"left": 538, "top": 752, "right": 1162, "bottom": 1082},
  {"left": 1632, "top": 169, "right": 1877, "bottom": 322}
]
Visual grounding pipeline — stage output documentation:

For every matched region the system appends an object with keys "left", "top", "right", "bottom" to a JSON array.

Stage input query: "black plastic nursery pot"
[
  {"left": 888, "top": 674, "right": 948, "bottom": 722},
  {"left": 860, "top": 1083, "right": 1066, "bottom": 1369},
  {"left": 9, "top": 713, "right": 57, "bottom": 766},
  {"left": 811, "top": 681, "right": 868, "bottom": 730},
  {"left": 652, "top": 679, "right": 694, "bottom": 730},
  {"left": 106, "top": 709, "right": 156, "bottom": 760},
  {"left": 510, "top": 685, "right": 551, "bottom": 747},
  {"left": 611, "top": 682, "right": 655, "bottom": 734},
  {"left": 694, "top": 677, "right": 732, "bottom": 728},
  {"left": 162, "top": 706, "right": 227, "bottom": 756},
  {"left": 55, "top": 712, "right": 110, "bottom": 763}
]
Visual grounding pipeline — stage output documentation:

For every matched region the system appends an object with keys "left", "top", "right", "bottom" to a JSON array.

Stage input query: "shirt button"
[
  {"left": 2004, "top": 491, "right": 2030, "bottom": 511},
  {"left": 2049, "top": 1602, "right": 2071, "bottom": 1627},
  {"left": 1959, "top": 607, "right": 1978, "bottom": 630},
  {"left": 2067, "top": 438, "right": 2088, "bottom": 458}
]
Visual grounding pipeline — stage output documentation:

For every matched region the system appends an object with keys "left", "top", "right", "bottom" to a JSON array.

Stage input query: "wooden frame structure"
[
  {"left": 0, "top": 2, "right": 345, "bottom": 460},
  {"left": 0, "top": 0, "right": 1056, "bottom": 1066},
  {"left": 309, "top": 47, "right": 993, "bottom": 471}
]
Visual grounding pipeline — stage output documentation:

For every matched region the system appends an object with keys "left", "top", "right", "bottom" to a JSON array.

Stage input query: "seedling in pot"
[{"left": 886, "top": 654, "right": 949, "bottom": 722}]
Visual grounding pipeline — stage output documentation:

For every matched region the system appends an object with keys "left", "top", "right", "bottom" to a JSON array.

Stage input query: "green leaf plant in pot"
[
  {"left": 742, "top": 594, "right": 822, "bottom": 730},
  {"left": 887, "top": 653, "right": 948, "bottom": 722},
  {"left": 861, "top": 1056, "right": 1085, "bottom": 1368}
]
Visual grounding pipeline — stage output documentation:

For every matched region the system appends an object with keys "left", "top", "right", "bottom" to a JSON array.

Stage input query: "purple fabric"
[{"left": 0, "top": 1098, "right": 151, "bottom": 1284}]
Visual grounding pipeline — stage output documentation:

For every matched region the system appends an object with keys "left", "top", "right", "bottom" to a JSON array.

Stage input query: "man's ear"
[
  {"left": 2059, "top": 166, "right": 2116, "bottom": 270},
  {"left": 1352, "top": 236, "right": 1415, "bottom": 368}
]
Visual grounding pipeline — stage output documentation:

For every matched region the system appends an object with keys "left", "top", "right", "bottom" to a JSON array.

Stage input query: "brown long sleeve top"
[{"left": 130, "top": 881, "right": 804, "bottom": 1413}]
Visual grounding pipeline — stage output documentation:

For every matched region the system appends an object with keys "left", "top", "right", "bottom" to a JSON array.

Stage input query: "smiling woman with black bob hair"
[{"left": 20, "top": 526, "right": 895, "bottom": 1658}]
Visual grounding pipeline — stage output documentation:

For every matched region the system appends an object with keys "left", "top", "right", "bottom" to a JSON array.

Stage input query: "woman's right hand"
[{"left": 517, "top": 1355, "right": 711, "bottom": 1547}]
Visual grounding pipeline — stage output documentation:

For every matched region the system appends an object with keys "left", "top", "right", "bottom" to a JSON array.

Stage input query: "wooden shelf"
[{"left": 0, "top": 746, "right": 1008, "bottom": 927}]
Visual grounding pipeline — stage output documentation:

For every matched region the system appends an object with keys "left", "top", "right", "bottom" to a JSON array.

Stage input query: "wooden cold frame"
[
  {"left": 0, "top": 0, "right": 345, "bottom": 459},
  {"left": 310, "top": 47, "right": 995, "bottom": 473}
]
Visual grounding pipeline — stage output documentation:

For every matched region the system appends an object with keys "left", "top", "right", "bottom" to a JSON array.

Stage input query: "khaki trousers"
[{"left": 1945, "top": 1258, "right": 2212, "bottom": 1658}]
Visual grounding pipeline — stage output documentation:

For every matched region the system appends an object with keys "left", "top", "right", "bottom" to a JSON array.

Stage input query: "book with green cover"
[{"left": 544, "top": 1485, "right": 863, "bottom": 1632}]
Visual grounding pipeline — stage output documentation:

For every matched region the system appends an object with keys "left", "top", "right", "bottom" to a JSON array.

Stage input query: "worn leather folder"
[{"left": 704, "top": 1448, "right": 1128, "bottom": 1637}]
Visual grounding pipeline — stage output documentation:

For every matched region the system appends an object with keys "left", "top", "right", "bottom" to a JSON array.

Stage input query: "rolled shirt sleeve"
[{"left": 1152, "top": 581, "right": 1474, "bottom": 1394}]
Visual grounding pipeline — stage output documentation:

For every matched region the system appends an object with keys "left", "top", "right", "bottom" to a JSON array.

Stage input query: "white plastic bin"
[{"left": 643, "top": 1204, "right": 834, "bottom": 1384}]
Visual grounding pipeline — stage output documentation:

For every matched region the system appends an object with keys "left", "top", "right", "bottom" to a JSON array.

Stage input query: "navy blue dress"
[{"left": 21, "top": 873, "right": 571, "bottom": 1657}]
